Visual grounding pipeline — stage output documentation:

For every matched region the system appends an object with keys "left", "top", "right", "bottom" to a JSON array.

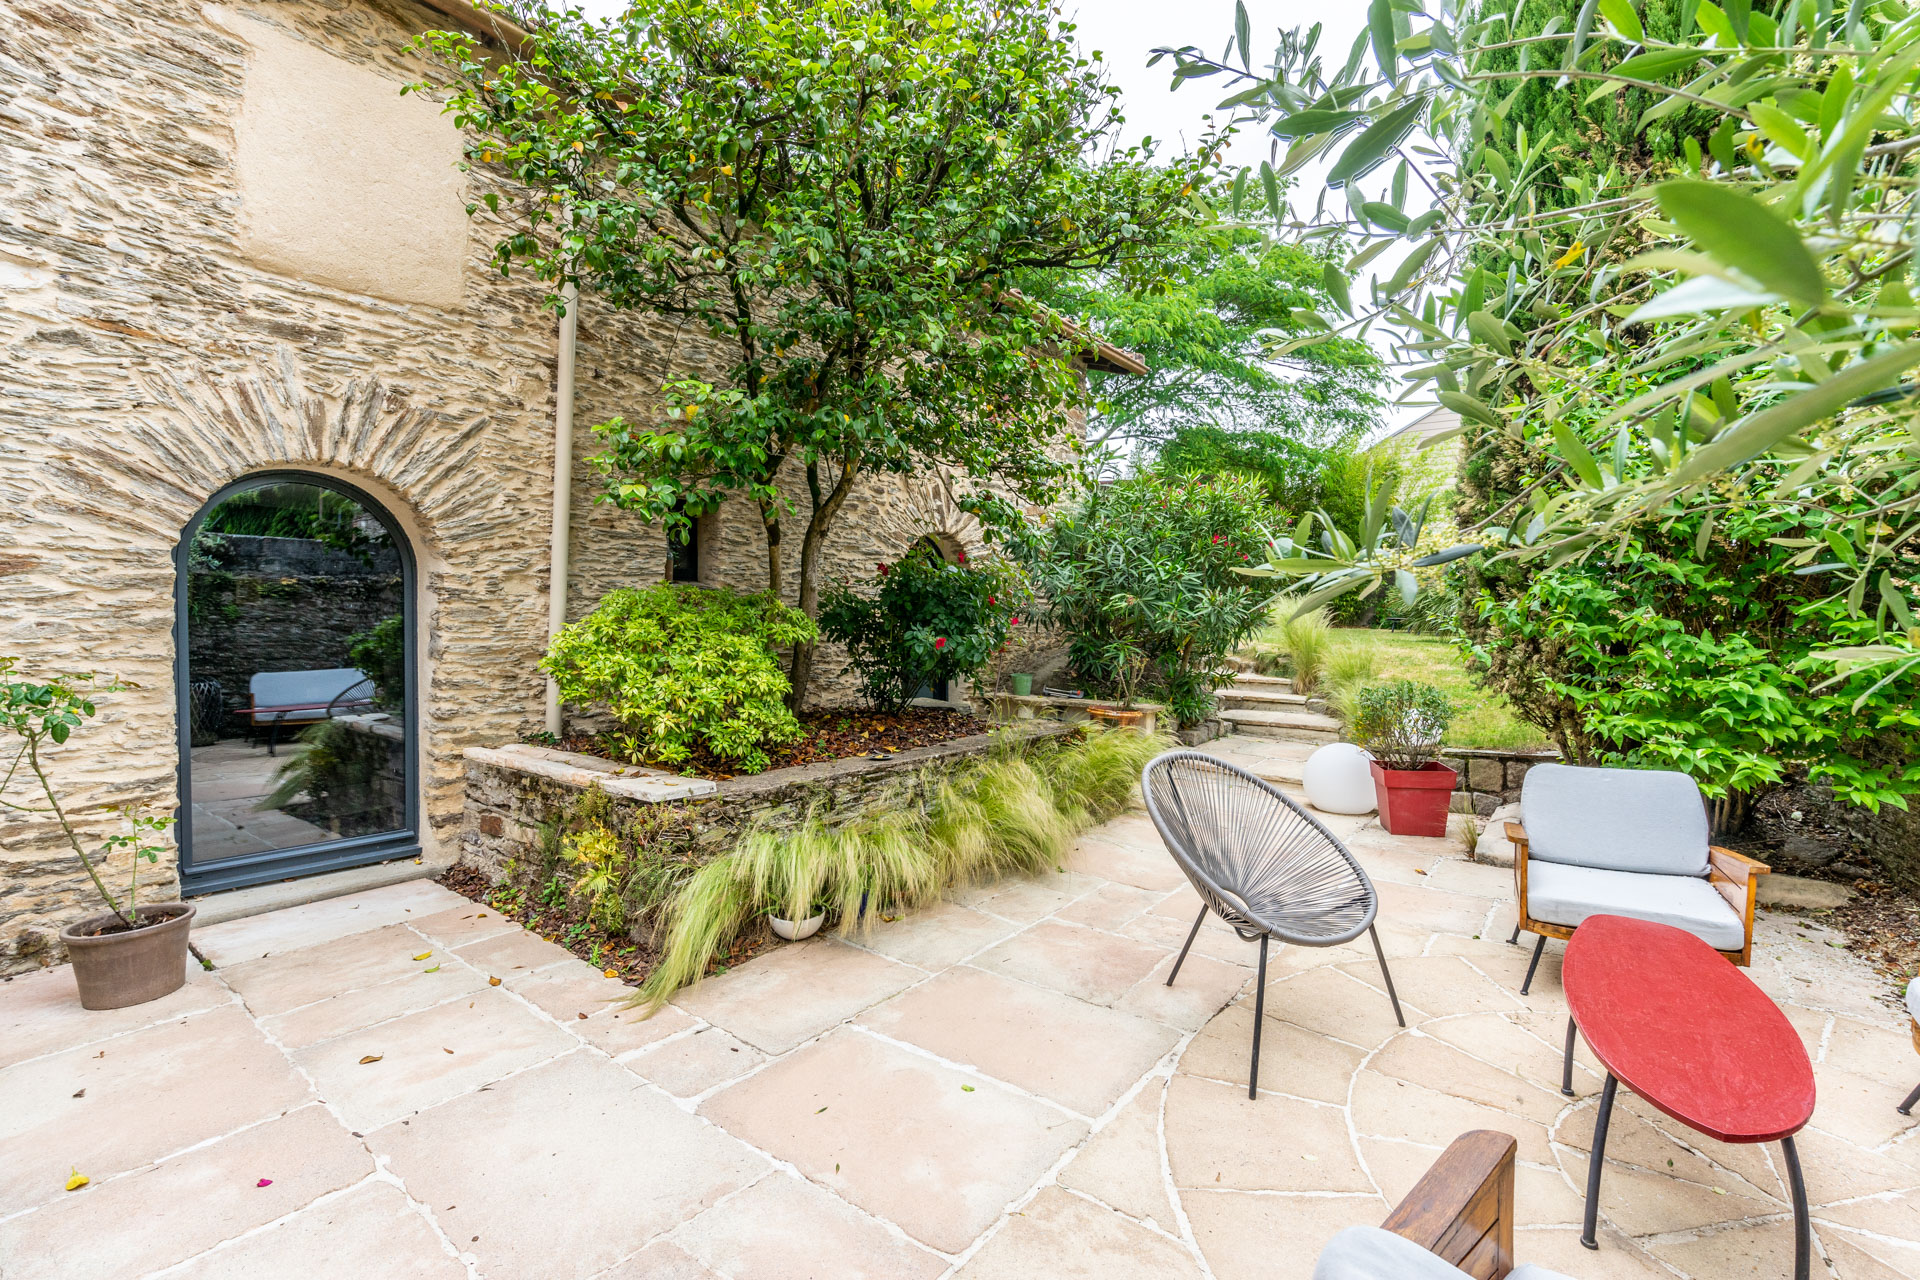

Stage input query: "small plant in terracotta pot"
[
  {"left": 1349, "top": 679, "right": 1457, "bottom": 837},
  {"left": 1, "top": 659, "right": 194, "bottom": 1009}
]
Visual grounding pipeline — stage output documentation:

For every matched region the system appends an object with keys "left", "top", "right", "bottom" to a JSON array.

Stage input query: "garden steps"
[
  {"left": 1227, "top": 672, "right": 1293, "bottom": 690},
  {"left": 1213, "top": 707, "right": 1342, "bottom": 743},
  {"left": 1215, "top": 686, "right": 1311, "bottom": 711}
]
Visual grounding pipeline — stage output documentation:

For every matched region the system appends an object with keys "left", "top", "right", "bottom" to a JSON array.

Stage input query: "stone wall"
[
  {"left": 1441, "top": 746, "right": 1561, "bottom": 817},
  {"left": 0, "top": 0, "right": 1087, "bottom": 972},
  {"left": 460, "top": 725, "right": 1073, "bottom": 881}
]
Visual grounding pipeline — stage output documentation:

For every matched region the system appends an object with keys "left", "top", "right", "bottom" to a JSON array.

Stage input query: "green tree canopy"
[{"left": 419, "top": 0, "right": 1216, "bottom": 705}]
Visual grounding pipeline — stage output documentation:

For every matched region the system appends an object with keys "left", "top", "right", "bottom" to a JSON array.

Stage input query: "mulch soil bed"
[
  {"left": 438, "top": 861, "right": 779, "bottom": 989},
  {"left": 552, "top": 706, "right": 986, "bottom": 781}
]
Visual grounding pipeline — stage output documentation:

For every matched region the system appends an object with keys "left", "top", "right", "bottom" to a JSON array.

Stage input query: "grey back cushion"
[{"left": 1522, "top": 763, "right": 1709, "bottom": 877}]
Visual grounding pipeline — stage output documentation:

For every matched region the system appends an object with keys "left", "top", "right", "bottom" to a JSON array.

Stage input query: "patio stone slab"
[
  {"left": 0, "top": 1104, "right": 370, "bottom": 1280},
  {"left": 1056, "top": 1080, "right": 1179, "bottom": 1229},
  {"left": 954, "top": 1186, "right": 1203, "bottom": 1279},
  {"left": 1114, "top": 949, "right": 1250, "bottom": 1031},
  {"left": 1177, "top": 1004, "right": 1364, "bottom": 1104},
  {"left": 1054, "top": 881, "right": 1164, "bottom": 932},
  {"left": 295, "top": 987, "right": 575, "bottom": 1131},
  {"left": 857, "top": 966, "right": 1180, "bottom": 1116},
  {"left": 573, "top": 1000, "right": 696, "bottom": 1057},
  {"left": 854, "top": 900, "right": 1023, "bottom": 970},
  {"left": 448, "top": 924, "right": 581, "bottom": 978},
  {"left": 376, "top": 1051, "right": 766, "bottom": 1278},
  {"left": 1333, "top": 954, "right": 1525, "bottom": 1019},
  {"left": 969, "top": 920, "right": 1169, "bottom": 1005},
  {"left": 1182, "top": 1189, "right": 1381, "bottom": 1280},
  {"left": 670, "top": 1171, "right": 945, "bottom": 1279},
  {"left": 1367, "top": 1032, "right": 1568, "bottom": 1127},
  {"left": 1358, "top": 1137, "right": 1588, "bottom": 1229},
  {"left": 1263, "top": 967, "right": 1412, "bottom": 1049},
  {"left": 259, "top": 963, "right": 492, "bottom": 1051},
  {"left": 1164, "top": 1073, "right": 1370, "bottom": 1193},
  {"left": 600, "top": 1241, "right": 723, "bottom": 1279},
  {"left": 505, "top": 958, "right": 633, "bottom": 1021},
  {"left": 0, "top": 963, "right": 229, "bottom": 1069},
  {"left": 192, "top": 879, "right": 464, "bottom": 967},
  {"left": 626, "top": 1024, "right": 768, "bottom": 1098},
  {"left": 405, "top": 902, "right": 521, "bottom": 947},
  {"left": 1066, "top": 834, "right": 1186, "bottom": 892},
  {"left": 1348, "top": 1070, "right": 1555, "bottom": 1166},
  {"left": 675, "top": 937, "right": 922, "bottom": 1055},
  {"left": 221, "top": 922, "right": 454, "bottom": 1015},
  {"left": 164, "top": 1180, "right": 467, "bottom": 1280},
  {"left": 1514, "top": 1224, "right": 1678, "bottom": 1277},
  {"left": 700, "top": 1027, "right": 1087, "bottom": 1253},
  {"left": 961, "top": 870, "right": 1101, "bottom": 923},
  {"left": 0, "top": 1003, "right": 309, "bottom": 1210}
]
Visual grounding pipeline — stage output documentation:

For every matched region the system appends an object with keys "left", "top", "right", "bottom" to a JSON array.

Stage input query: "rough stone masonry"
[{"left": 0, "top": 0, "right": 1082, "bottom": 971}]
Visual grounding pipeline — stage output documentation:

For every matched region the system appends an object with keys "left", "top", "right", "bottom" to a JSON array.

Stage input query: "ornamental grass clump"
[{"left": 636, "top": 726, "right": 1168, "bottom": 1007}]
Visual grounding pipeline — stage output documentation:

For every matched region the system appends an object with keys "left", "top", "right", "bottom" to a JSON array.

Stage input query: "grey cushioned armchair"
[{"left": 1506, "top": 763, "right": 1769, "bottom": 994}]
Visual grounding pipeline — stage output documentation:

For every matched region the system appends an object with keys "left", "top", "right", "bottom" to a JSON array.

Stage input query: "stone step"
[
  {"left": 1216, "top": 708, "right": 1343, "bottom": 743},
  {"left": 1217, "top": 686, "right": 1311, "bottom": 711},
  {"left": 1229, "top": 672, "right": 1294, "bottom": 691}
]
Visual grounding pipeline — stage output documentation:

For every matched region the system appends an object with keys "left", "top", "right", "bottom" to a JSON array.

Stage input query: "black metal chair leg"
[
  {"left": 1248, "top": 934, "right": 1269, "bottom": 1100},
  {"left": 1520, "top": 934, "right": 1547, "bottom": 995},
  {"left": 1581, "top": 1074, "right": 1618, "bottom": 1250},
  {"left": 1166, "top": 907, "right": 1206, "bottom": 988},
  {"left": 1562, "top": 1016, "right": 1578, "bottom": 1097},
  {"left": 1899, "top": 1082, "right": 1920, "bottom": 1116},
  {"left": 1508, "top": 925, "right": 1521, "bottom": 946},
  {"left": 1369, "top": 925, "right": 1405, "bottom": 1027},
  {"left": 1781, "top": 1134, "right": 1810, "bottom": 1280}
]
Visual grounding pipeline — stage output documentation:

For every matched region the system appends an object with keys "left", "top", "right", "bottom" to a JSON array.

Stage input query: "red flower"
[
  {"left": 934, "top": 636, "right": 947, "bottom": 649},
  {"left": 1010, "top": 616, "right": 1020, "bottom": 625},
  {"left": 956, "top": 550, "right": 968, "bottom": 563},
  {"left": 987, "top": 595, "right": 996, "bottom": 605},
  {"left": 1241, "top": 553, "right": 1250, "bottom": 561},
  {"left": 877, "top": 562, "right": 890, "bottom": 576},
  {"left": 1212, "top": 535, "right": 1223, "bottom": 543}
]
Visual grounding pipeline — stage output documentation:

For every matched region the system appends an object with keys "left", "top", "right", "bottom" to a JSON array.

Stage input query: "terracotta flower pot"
[
  {"left": 1368, "top": 761, "right": 1458, "bottom": 838},
  {"left": 1088, "top": 706, "right": 1145, "bottom": 730},
  {"left": 60, "top": 903, "right": 196, "bottom": 1010}
]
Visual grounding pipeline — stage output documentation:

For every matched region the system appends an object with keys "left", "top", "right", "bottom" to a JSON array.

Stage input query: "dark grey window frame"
[{"left": 172, "top": 470, "right": 421, "bottom": 896}]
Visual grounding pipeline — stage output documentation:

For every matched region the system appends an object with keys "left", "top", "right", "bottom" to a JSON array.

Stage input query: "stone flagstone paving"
[{"left": 1, "top": 733, "right": 1917, "bottom": 1278}]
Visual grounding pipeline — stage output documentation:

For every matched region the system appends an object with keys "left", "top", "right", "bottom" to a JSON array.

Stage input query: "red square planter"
[{"left": 1369, "top": 760, "right": 1459, "bottom": 837}]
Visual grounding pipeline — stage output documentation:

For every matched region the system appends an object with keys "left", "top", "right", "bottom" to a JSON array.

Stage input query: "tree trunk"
[
  {"left": 758, "top": 498, "right": 783, "bottom": 597},
  {"left": 786, "top": 457, "right": 863, "bottom": 712}
]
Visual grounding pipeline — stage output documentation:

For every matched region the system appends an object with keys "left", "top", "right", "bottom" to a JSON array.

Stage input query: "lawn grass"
[
  {"left": 1335, "top": 628, "right": 1551, "bottom": 751},
  {"left": 1253, "top": 616, "right": 1551, "bottom": 751}
]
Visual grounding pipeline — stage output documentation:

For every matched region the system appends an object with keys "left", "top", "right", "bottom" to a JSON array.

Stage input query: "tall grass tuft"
[
  {"left": 1325, "top": 637, "right": 1382, "bottom": 723},
  {"left": 1274, "top": 607, "right": 1332, "bottom": 694},
  {"left": 634, "top": 726, "right": 1172, "bottom": 1009}
]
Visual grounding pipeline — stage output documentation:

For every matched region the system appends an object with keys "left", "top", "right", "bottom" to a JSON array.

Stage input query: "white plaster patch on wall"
[{"left": 222, "top": 9, "right": 467, "bottom": 307}]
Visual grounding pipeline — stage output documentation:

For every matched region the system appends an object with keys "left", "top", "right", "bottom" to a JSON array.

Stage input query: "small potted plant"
[
  {"left": 2, "top": 660, "right": 194, "bottom": 1009},
  {"left": 1349, "top": 679, "right": 1457, "bottom": 837},
  {"left": 1088, "top": 634, "right": 1149, "bottom": 730}
]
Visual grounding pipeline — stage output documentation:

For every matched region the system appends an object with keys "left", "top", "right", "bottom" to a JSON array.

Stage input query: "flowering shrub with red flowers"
[
  {"left": 1004, "top": 473, "right": 1279, "bottom": 725},
  {"left": 818, "top": 546, "right": 1032, "bottom": 711}
]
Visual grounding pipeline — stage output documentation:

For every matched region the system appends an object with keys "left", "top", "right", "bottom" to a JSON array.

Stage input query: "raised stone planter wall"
[
  {"left": 460, "top": 724, "right": 1074, "bottom": 881},
  {"left": 1440, "top": 746, "right": 1561, "bottom": 817}
]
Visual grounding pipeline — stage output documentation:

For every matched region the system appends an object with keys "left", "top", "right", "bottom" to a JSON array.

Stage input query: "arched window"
[{"left": 173, "top": 472, "right": 419, "bottom": 894}]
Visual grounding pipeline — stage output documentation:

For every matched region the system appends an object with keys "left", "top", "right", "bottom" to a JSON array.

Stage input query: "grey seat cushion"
[
  {"left": 1522, "top": 763, "right": 1709, "bottom": 877},
  {"left": 1313, "top": 1226, "right": 1574, "bottom": 1280},
  {"left": 1528, "top": 861, "right": 1745, "bottom": 951}
]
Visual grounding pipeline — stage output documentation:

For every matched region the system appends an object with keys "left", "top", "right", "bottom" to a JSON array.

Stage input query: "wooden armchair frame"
[
  {"left": 1382, "top": 1130, "right": 1518, "bottom": 1279},
  {"left": 1507, "top": 822, "right": 1769, "bottom": 988}
]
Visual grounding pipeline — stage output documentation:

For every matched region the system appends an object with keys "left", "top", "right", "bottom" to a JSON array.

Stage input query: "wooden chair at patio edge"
[
  {"left": 1312, "top": 1130, "right": 1573, "bottom": 1279},
  {"left": 1504, "top": 763, "right": 1769, "bottom": 995}
]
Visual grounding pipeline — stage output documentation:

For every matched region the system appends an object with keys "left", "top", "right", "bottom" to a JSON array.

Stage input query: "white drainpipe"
[{"left": 544, "top": 281, "right": 579, "bottom": 736}]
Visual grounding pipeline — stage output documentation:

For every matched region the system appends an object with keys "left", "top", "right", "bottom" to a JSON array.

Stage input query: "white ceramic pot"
[
  {"left": 769, "top": 912, "right": 825, "bottom": 941},
  {"left": 1303, "top": 742, "right": 1377, "bottom": 815}
]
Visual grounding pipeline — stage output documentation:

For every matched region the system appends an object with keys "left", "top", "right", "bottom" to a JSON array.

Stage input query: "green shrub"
[
  {"left": 637, "top": 726, "right": 1167, "bottom": 1006},
  {"left": 542, "top": 585, "right": 816, "bottom": 773},
  {"left": 1007, "top": 474, "right": 1280, "bottom": 725},
  {"left": 818, "top": 548, "right": 1030, "bottom": 710},
  {"left": 1349, "top": 680, "right": 1455, "bottom": 770}
]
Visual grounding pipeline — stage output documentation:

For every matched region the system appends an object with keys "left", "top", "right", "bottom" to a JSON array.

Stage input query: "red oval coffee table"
[{"left": 1562, "top": 915, "right": 1816, "bottom": 1278}]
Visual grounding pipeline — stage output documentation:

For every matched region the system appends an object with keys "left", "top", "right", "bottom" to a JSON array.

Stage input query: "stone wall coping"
[
  {"left": 464, "top": 722, "right": 1076, "bottom": 808},
  {"left": 462, "top": 743, "right": 719, "bottom": 803},
  {"left": 1002, "top": 694, "right": 1167, "bottom": 713},
  {"left": 1439, "top": 745, "right": 1560, "bottom": 762}
]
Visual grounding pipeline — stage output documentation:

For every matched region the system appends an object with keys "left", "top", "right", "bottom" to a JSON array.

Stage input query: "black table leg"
[
  {"left": 1781, "top": 1134, "right": 1810, "bottom": 1280},
  {"left": 1581, "top": 1074, "right": 1618, "bottom": 1250},
  {"left": 1562, "top": 1016, "right": 1577, "bottom": 1097}
]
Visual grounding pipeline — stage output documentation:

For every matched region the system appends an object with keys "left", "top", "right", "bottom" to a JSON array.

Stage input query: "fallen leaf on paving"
[
  {"left": 443, "top": 1048, "right": 454, "bottom": 1055},
  {"left": 489, "top": 976, "right": 502, "bottom": 986},
  {"left": 815, "top": 1106, "right": 828, "bottom": 1114},
  {"left": 256, "top": 1178, "right": 272, "bottom": 1188},
  {"left": 413, "top": 952, "right": 432, "bottom": 961},
  {"left": 423, "top": 965, "right": 441, "bottom": 973},
  {"left": 603, "top": 967, "right": 618, "bottom": 978},
  {"left": 72, "top": 1088, "right": 85, "bottom": 1099},
  {"left": 577, "top": 1012, "right": 588, "bottom": 1020},
  {"left": 65, "top": 1168, "right": 89, "bottom": 1192},
  {"left": 961, "top": 1085, "right": 975, "bottom": 1092},
  {"left": 359, "top": 1054, "right": 383, "bottom": 1065}
]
